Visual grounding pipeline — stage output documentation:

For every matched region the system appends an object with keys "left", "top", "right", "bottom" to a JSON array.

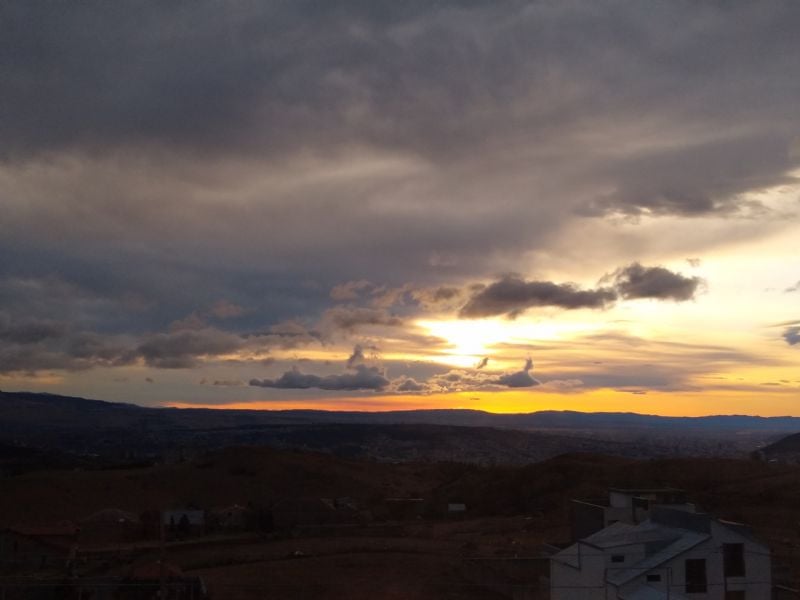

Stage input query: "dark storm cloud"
[
  {"left": 610, "top": 263, "right": 702, "bottom": 301},
  {"left": 0, "top": 324, "right": 256, "bottom": 374},
  {"left": 413, "top": 261, "right": 701, "bottom": 319},
  {"left": 395, "top": 378, "right": 425, "bottom": 392},
  {"left": 581, "top": 133, "right": 796, "bottom": 217},
  {"left": 784, "top": 326, "right": 800, "bottom": 346},
  {"left": 494, "top": 357, "right": 539, "bottom": 388},
  {"left": 3, "top": 1, "right": 536, "bottom": 161},
  {"left": 0, "top": 314, "right": 68, "bottom": 344},
  {"left": 244, "top": 321, "right": 322, "bottom": 349},
  {"left": 1, "top": 0, "right": 800, "bottom": 382},
  {"left": 249, "top": 364, "right": 390, "bottom": 391},
  {"left": 459, "top": 275, "right": 617, "bottom": 318},
  {"left": 3, "top": 1, "right": 799, "bottom": 202},
  {"left": 136, "top": 328, "right": 245, "bottom": 369},
  {"left": 410, "top": 286, "right": 465, "bottom": 310},
  {"left": 0, "top": 330, "right": 135, "bottom": 374},
  {"left": 330, "top": 280, "right": 374, "bottom": 301},
  {"left": 319, "top": 306, "right": 403, "bottom": 332},
  {"left": 346, "top": 345, "right": 366, "bottom": 368}
]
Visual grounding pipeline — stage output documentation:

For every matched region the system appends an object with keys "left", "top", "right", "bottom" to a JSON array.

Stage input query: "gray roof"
[
  {"left": 553, "top": 518, "right": 710, "bottom": 584},
  {"left": 607, "top": 529, "right": 709, "bottom": 586},
  {"left": 554, "top": 508, "right": 766, "bottom": 586},
  {"left": 583, "top": 520, "right": 681, "bottom": 549}
]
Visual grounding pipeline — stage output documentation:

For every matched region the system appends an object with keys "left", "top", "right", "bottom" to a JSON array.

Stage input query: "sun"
[
  {"left": 417, "top": 318, "right": 509, "bottom": 367},
  {"left": 416, "top": 317, "right": 604, "bottom": 369}
]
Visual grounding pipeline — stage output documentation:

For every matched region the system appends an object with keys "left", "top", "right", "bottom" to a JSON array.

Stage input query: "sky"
[{"left": 1, "top": 1, "right": 799, "bottom": 416}]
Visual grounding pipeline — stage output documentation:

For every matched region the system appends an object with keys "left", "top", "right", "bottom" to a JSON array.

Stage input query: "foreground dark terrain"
[
  {"left": 3, "top": 445, "right": 800, "bottom": 598},
  {"left": 3, "top": 391, "right": 800, "bottom": 598}
]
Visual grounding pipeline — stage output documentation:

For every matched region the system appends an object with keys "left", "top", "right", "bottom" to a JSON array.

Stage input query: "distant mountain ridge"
[
  {"left": 3, "top": 389, "right": 800, "bottom": 431},
  {"left": 1, "top": 390, "right": 797, "bottom": 466}
]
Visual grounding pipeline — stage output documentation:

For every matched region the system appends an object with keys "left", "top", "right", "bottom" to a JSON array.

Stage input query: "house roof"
[
  {"left": 583, "top": 521, "right": 682, "bottom": 549},
  {"left": 555, "top": 507, "right": 766, "bottom": 585},
  {"left": 553, "top": 518, "right": 710, "bottom": 583},
  {"left": 606, "top": 529, "right": 709, "bottom": 586}
]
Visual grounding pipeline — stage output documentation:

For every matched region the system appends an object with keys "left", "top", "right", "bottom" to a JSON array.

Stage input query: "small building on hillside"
[
  {"left": 571, "top": 488, "right": 693, "bottom": 541},
  {"left": 0, "top": 521, "right": 78, "bottom": 571},
  {"left": 551, "top": 507, "right": 771, "bottom": 600}
]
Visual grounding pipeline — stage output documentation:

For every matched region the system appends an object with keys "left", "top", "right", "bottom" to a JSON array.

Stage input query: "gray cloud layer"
[
  {"left": 460, "top": 277, "right": 617, "bottom": 318},
  {"left": 784, "top": 326, "right": 800, "bottom": 346},
  {"left": 610, "top": 263, "right": 703, "bottom": 301},
  {"left": 458, "top": 263, "right": 699, "bottom": 318},
  {"left": 1, "top": 1, "right": 798, "bottom": 388},
  {"left": 494, "top": 357, "right": 539, "bottom": 388},
  {"left": 250, "top": 364, "right": 390, "bottom": 391}
]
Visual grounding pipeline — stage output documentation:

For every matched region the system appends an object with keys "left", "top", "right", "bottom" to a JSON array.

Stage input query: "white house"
[
  {"left": 571, "top": 488, "right": 693, "bottom": 541},
  {"left": 551, "top": 507, "right": 771, "bottom": 600}
]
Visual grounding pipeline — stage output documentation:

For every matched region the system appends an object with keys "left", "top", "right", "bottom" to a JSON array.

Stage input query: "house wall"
[
  {"left": 571, "top": 502, "right": 639, "bottom": 540},
  {"left": 609, "top": 491, "right": 635, "bottom": 508},
  {"left": 570, "top": 502, "right": 605, "bottom": 541},
  {"left": 551, "top": 543, "right": 607, "bottom": 600},
  {"left": 621, "top": 526, "right": 771, "bottom": 600}
]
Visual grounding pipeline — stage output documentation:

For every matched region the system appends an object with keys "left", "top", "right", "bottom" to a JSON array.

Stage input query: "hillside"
[
  {"left": 0, "top": 391, "right": 794, "bottom": 466},
  {"left": 2, "top": 447, "right": 800, "bottom": 547},
  {"left": 3, "top": 446, "right": 800, "bottom": 597},
  {"left": 758, "top": 432, "right": 800, "bottom": 463}
]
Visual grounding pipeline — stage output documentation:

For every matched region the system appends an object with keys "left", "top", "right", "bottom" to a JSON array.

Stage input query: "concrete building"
[
  {"left": 551, "top": 507, "right": 771, "bottom": 600},
  {"left": 571, "top": 488, "right": 693, "bottom": 541}
]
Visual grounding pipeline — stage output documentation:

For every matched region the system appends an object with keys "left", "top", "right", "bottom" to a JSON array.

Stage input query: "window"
[
  {"left": 724, "top": 543, "right": 746, "bottom": 577},
  {"left": 725, "top": 591, "right": 745, "bottom": 600},
  {"left": 611, "top": 555, "right": 625, "bottom": 563},
  {"left": 646, "top": 574, "right": 661, "bottom": 582},
  {"left": 685, "top": 558, "right": 707, "bottom": 593}
]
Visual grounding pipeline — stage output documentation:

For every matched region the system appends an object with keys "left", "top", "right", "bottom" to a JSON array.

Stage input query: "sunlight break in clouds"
[{"left": 2, "top": 1, "right": 800, "bottom": 414}]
